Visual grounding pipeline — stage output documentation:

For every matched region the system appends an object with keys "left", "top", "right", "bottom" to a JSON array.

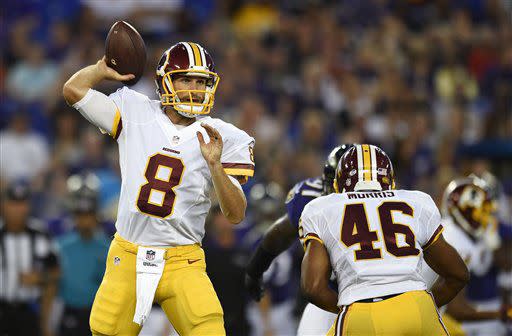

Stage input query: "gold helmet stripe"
[
  {"left": 188, "top": 42, "right": 203, "bottom": 67},
  {"left": 362, "top": 144, "right": 372, "bottom": 181}
]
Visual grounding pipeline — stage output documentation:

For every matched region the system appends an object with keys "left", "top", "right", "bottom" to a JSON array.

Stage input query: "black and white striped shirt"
[{"left": 0, "top": 219, "right": 58, "bottom": 303}]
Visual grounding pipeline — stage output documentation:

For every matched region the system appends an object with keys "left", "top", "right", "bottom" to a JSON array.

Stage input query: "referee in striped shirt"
[{"left": 0, "top": 182, "right": 59, "bottom": 336}]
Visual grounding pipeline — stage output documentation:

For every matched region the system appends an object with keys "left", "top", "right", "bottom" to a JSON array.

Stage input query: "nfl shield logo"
[
  {"left": 146, "top": 250, "right": 156, "bottom": 261},
  {"left": 171, "top": 136, "right": 180, "bottom": 145}
]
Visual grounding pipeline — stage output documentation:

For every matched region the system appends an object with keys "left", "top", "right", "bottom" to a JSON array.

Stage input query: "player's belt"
[
  {"left": 113, "top": 233, "right": 200, "bottom": 259},
  {"left": 355, "top": 292, "right": 403, "bottom": 303}
]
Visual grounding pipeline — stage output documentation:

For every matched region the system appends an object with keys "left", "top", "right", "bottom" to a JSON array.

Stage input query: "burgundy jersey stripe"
[
  {"left": 423, "top": 225, "right": 444, "bottom": 249},
  {"left": 221, "top": 163, "right": 254, "bottom": 170}
]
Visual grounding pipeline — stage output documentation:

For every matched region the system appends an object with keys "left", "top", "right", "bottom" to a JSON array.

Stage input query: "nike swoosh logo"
[{"left": 188, "top": 259, "right": 201, "bottom": 264}]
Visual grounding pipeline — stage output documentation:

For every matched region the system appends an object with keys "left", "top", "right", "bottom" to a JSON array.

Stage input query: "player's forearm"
[
  {"left": 209, "top": 161, "right": 246, "bottom": 224},
  {"left": 445, "top": 292, "right": 501, "bottom": 321},
  {"left": 247, "top": 216, "right": 296, "bottom": 278},
  {"left": 63, "top": 63, "right": 105, "bottom": 105},
  {"left": 430, "top": 276, "right": 467, "bottom": 307},
  {"left": 446, "top": 302, "right": 500, "bottom": 321},
  {"left": 261, "top": 215, "right": 298, "bottom": 255},
  {"left": 423, "top": 235, "right": 469, "bottom": 307},
  {"left": 301, "top": 281, "right": 339, "bottom": 314},
  {"left": 449, "top": 309, "right": 500, "bottom": 321}
]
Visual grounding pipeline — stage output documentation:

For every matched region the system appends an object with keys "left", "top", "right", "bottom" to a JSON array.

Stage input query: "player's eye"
[{"left": 197, "top": 79, "right": 206, "bottom": 85}]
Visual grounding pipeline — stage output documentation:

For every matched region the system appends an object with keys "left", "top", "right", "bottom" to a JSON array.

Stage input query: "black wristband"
[{"left": 246, "top": 245, "right": 278, "bottom": 278}]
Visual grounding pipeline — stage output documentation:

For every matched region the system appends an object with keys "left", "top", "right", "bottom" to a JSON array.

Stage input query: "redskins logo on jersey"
[{"left": 155, "top": 42, "right": 220, "bottom": 118}]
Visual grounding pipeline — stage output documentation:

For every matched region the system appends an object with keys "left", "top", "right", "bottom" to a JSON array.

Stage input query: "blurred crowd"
[{"left": 1, "top": 0, "right": 511, "bottom": 335}]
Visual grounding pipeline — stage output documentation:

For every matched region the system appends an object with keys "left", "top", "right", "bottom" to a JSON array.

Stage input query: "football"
[{"left": 105, "top": 21, "right": 146, "bottom": 86}]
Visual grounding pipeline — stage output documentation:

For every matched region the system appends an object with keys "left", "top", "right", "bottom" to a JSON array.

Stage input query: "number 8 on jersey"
[{"left": 136, "top": 154, "right": 185, "bottom": 218}]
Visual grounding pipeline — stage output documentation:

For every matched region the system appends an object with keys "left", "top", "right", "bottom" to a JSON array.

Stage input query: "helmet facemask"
[{"left": 157, "top": 68, "right": 220, "bottom": 118}]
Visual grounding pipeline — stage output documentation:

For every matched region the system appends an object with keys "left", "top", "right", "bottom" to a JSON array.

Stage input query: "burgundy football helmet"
[
  {"left": 442, "top": 176, "right": 497, "bottom": 239},
  {"left": 155, "top": 42, "right": 220, "bottom": 118},
  {"left": 334, "top": 144, "right": 395, "bottom": 192}
]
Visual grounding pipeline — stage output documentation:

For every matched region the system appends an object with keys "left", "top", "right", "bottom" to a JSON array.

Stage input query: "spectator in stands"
[
  {"left": 6, "top": 42, "right": 60, "bottom": 104},
  {"left": 0, "top": 111, "right": 49, "bottom": 183}
]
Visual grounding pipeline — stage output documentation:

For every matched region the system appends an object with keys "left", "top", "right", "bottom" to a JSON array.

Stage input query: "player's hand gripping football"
[
  {"left": 96, "top": 56, "right": 135, "bottom": 82},
  {"left": 245, "top": 273, "right": 265, "bottom": 301},
  {"left": 197, "top": 123, "right": 223, "bottom": 166}
]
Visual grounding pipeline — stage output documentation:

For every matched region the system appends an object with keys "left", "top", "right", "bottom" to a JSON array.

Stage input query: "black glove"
[
  {"left": 245, "top": 272, "right": 265, "bottom": 301},
  {"left": 245, "top": 245, "right": 278, "bottom": 301}
]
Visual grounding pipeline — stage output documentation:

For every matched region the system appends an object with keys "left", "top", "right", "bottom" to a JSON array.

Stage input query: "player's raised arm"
[
  {"left": 423, "top": 234, "right": 470, "bottom": 307},
  {"left": 198, "top": 123, "right": 247, "bottom": 224},
  {"left": 62, "top": 57, "right": 134, "bottom": 105},
  {"left": 62, "top": 58, "right": 132, "bottom": 139}
]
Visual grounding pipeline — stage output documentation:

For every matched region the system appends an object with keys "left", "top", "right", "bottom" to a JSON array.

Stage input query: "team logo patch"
[
  {"left": 146, "top": 250, "right": 156, "bottom": 261},
  {"left": 114, "top": 256, "right": 121, "bottom": 265}
]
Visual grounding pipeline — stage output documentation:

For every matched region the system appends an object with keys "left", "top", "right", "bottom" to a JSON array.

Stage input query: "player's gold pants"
[
  {"left": 441, "top": 313, "right": 465, "bottom": 336},
  {"left": 326, "top": 290, "right": 448, "bottom": 335},
  {"left": 90, "top": 233, "right": 225, "bottom": 336}
]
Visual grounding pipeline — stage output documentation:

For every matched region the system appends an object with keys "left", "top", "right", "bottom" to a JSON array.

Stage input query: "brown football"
[{"left": 105, "top": 21, "right": 146, "bottom": 86}]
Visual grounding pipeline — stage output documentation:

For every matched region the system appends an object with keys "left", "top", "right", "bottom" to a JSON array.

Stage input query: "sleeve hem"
[
  {"left": 222, "top": 163, "right": 255, "bottom": 177},
  {"left": 111, "top": 109, "right": 123, "bottom": 140},
  {"left": 423, "top": 225, "right": 444, "bottom": 250},
  {"left": 303, "top": 233, "right": 324, "bottom": 249},
  {"left": 223, "top": 168, "right": 254, "bottom": 177}
]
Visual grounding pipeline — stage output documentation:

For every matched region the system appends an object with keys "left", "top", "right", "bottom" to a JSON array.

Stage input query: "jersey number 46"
[{"left": 341, "top": 202, "right": 420, "bottom": 261}]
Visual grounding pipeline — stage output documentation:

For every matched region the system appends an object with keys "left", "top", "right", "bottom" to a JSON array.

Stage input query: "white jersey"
[
  {"left": 422, "top": 217, "right": 493, "bottom": 288},
  {"left": 300, "top": 189, "right": 443, "bottom": 306},
  {"left": 74, "top": 87, "right": 254, "bottom": 246}
]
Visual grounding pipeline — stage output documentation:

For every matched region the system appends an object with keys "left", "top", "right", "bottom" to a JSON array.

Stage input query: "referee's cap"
[{"left": 4, "top": 181, "right": 31, "bottom": 201}]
